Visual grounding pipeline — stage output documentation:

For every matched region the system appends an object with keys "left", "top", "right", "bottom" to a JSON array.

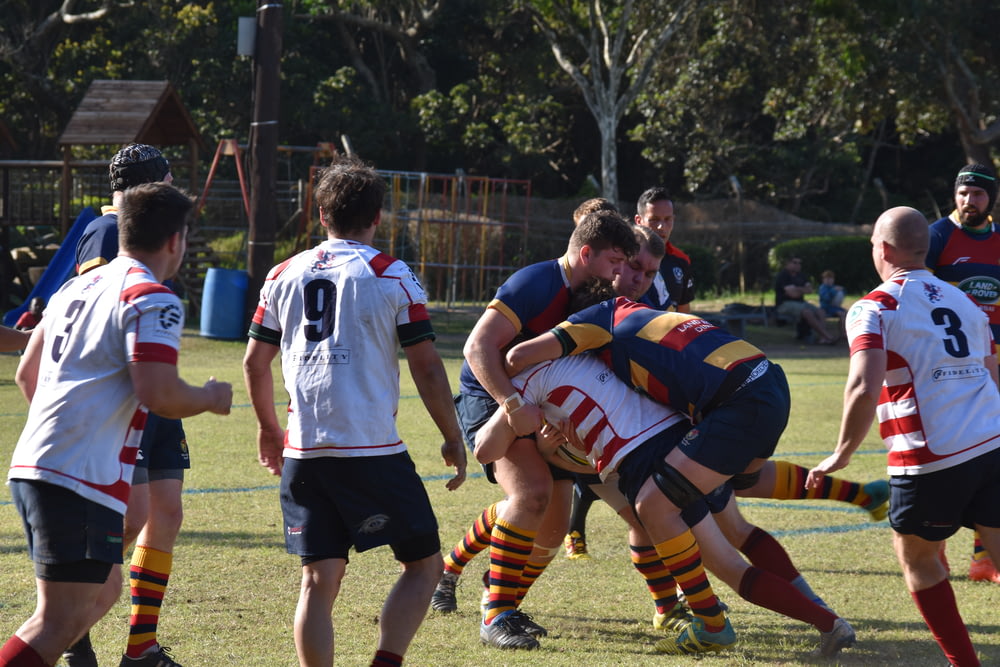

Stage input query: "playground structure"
[
  {"left": 196, "top": 139, "right": 534, "bottom": 306},
  {"left": 303, "top": 168, "right": 533, "bottom": 305},
  {"left": 1, "top": 150, "right": 535, "bottom": 317}
]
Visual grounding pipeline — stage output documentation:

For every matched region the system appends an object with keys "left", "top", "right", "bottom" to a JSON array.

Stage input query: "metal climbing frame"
[{"left": 302, "top": 168, "right": 532, "bottom": 306}]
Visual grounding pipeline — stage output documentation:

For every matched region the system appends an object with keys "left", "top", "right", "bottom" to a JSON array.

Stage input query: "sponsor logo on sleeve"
[{"left": 157, "top": 303, "right": 183, "bottom": 330}]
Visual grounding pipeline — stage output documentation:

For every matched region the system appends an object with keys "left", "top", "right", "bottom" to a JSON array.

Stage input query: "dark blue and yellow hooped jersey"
[
  {"left": 552, "top": 297, "right": 765, "bottom": 418},
  {"left": 458, "top": 257, "right": 574, "bottom": 395}
]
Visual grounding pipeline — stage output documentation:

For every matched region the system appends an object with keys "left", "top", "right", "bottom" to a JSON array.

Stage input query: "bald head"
[{"left": 871, "top": 206, "right": 929, "bottom": 277}]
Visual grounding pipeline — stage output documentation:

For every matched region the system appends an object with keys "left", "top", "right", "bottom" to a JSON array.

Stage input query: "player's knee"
[
  {"left": 508, "top": 483, "right": 552, "bottom": 516},
  {"left": 651, "top": 460, "right": 703, "bottom": 511},
  {"left": 401, "top": 551, "right": 444, "bottom": 583}
]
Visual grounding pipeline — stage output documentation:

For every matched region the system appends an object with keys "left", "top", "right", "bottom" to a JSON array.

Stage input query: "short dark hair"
[
  {"left": 569, "top": 276, "right": 615, "bottom": 314},
  {"left": 636, "top": 186, "right": 671, "bottom": 214},
  {"left": 314, "top": 156, "right": 386, "bottom": 235},
  {"left": 569, "top": 211, "right": 639, "bottom": 258},
  {"left": 117, "top": 182, "right": 193, "bottom": 253},
  {"left": 572, "top": 197, "right": 618, "bottom": 225},
  {"left": 633, "top": 225, "right": 665, "bottom": 259}
]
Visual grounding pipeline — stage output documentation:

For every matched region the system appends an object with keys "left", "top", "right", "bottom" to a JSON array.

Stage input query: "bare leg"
[
  {"left": 377, "top": 553, "right": 443, "bottom": 656},
  {"left": 13, "top": 576, "right": 121, "bottom": 666},
  {"left": 294, "top": 558, "right": 346, "bottom": 667}
]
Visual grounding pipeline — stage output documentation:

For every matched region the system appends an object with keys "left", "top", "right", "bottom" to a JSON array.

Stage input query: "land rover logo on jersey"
[
  {"left": 158, "top": 303, "right": 182, "bottom": 329},
  {"left": 957, "top": 276, "right": 1000, "bottom": 303}
]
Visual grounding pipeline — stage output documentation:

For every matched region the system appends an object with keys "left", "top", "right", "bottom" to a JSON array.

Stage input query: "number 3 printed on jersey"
[
  {"left": 304, "top": 279, "right": 337, "bottom": 341},
  {"left": 931, "top": 307, "right": 970, "bottom": 358},
  {"left": 51, "top": 299, "right": 85, "bottom": 362}
]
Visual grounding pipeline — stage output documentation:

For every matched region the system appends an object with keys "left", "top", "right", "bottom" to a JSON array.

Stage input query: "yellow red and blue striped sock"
[
  {"left": 654, "top": 530, "right": 725, "bottom": 632},
  {"left": 444, "top": 502, "right": 498, "bottom": 575},
  {"left": 125, "top": 545, "right": 172, "bottom": 658},
  {"left": 972, "top": 532, "right": 989, "bottom": 562},
  {"left": 771, "top": 460, "right": 868, "bottom": 506},
  {"left": 516, "top": 543, "right": 559, "bottom": 605},
  {"left": 630, "top": 544, "right": 678, "bottom": 614},
  {"left": 484, "top": 518, "right": 536, "bottom": 624}
]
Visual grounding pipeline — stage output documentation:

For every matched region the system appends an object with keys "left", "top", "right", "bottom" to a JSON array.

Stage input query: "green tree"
[
  {"left": 0, "top": 0, "right": 124, "bottom": 155},
  {"left": 523, "top": 0, "right": 700, "bottom": 204}
]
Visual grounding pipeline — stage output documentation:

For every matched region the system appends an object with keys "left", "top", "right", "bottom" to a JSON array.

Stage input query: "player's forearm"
[
  {"left": 466, "top": 337, "right": 517, "bottom": 403},
  {"left": 834, "top": 370, "right": 881, "bottom": 460},
  {"left": 14, "top": 328, "right": 44, "bottom": 401},
  {"left": 505, "top": 333, "right": 562, "bottom": 376},
  {"left": 474, "top": 408, "right": 514, "bottom": 464},
  {"left": 141, "top": 377, "right": 231, "bottom": 419},
  {"left": 0, "top": 325, "right": 30, "bottom": 353},
  {"left": 243, "top": 367, "right": 281, "bottom": 431}
]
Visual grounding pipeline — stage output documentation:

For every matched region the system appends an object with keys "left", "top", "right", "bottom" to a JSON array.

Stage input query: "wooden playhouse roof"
[{"left": 58, "top": 80, "right": 205, "bottom": 151}]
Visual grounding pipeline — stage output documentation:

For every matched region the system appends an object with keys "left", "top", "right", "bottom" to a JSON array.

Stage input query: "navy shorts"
[
  {"left": 134, "top": 413, "right": 189, "bottom": 483},
  {"left": 454, "top": 392, "right": 568, "bottom": 483},
  {"left": 455, "top": 392, "right": 498, "bottom": 482},
  {"left": 279, "top": 453, "right": 440, "bottom": 565},
  {"left": 679, "top": 362, "right": 790, "bottom": 476},
  {"left": 10, "top": 479, "right": 123, "bottom": 582},
  {"left": 889, "top": 446, "right": 1000, "bottom": 541},
  {"left": 615, "top": 421, "right": 710, "bottom": 527}
]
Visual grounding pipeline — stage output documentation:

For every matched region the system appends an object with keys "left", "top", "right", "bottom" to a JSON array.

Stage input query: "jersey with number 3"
[
  {"left": 249, "top": 239, "right": 434, "bottom": 459},
  {"left": 8, "top": 257, "right": 183, "bottom": 515},
  {"left": 848, "top": 269, "right": 1000, "bottom": 475}
]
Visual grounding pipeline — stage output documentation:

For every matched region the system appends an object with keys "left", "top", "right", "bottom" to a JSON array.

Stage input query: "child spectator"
[
  {"left": 14, "top": 297, "right": 45, "bottom": 331},
  {"left": 818, "top": 270, "right": 847, "bottom": 335}
]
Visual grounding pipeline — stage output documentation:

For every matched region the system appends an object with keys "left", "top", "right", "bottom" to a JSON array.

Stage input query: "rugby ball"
[{"left": 555, "top": 440, "right": 591, "bottom": 468}]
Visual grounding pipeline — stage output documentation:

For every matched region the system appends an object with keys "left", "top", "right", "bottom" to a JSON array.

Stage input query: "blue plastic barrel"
[{"left": 200, "top": 268, "right": 249, "bottom": 339}]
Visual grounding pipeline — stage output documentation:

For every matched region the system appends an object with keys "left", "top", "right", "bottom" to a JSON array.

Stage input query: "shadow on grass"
[{"left": 177, "top": 530, "right": 286, "bottom": 551}]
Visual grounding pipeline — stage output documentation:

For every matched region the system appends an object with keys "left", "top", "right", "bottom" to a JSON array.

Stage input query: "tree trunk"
[
  {"left": 599, "top": 114, "right": 618, "bottom": 205},
  {"left": 957, "top": 125, "right": 993, "bottom": 166}
]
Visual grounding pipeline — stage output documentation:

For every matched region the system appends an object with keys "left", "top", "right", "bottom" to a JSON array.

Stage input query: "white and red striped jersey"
[
  {"left": 514, "top": 354, "right": 688, "bottom": 479},
  {"left": 8, "top": 257, "right": 183, "bottom": 514},
  {"left": 249, "top": 238, "right": 433, "bottom": 459},
  {"left": 848, "top": 269, "right": 1000, "bottom": 475}
]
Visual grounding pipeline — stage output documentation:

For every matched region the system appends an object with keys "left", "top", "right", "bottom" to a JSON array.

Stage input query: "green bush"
[
  {"left": 677, "top": 243, "right": 718, "bottom": 296},
  {"left": 768, "top": 236, "right": 880, "bottom": 294}
]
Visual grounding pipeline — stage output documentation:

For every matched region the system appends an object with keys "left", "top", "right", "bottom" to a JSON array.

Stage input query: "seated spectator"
[
  {"left": 15, "top": 297, "right": 45, "bottom": 331},
  {"left": 818, "top": 269, "right": 848, "bottom": 334},
  {"left": 774, "top": 256, "right": 835, "bottom": 344}
]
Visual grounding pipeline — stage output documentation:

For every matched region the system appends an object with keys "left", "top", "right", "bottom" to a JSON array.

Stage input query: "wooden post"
[{"left": 246, "top": 1, "right": 283, "bottom": 328}]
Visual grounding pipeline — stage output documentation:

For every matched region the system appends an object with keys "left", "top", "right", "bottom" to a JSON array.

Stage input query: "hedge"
[{"left": 768, "top": 236, "right": 880, "bottom": 295}]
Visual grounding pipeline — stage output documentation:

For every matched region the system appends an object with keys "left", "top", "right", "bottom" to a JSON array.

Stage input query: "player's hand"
[
  {"left": 204, "top": 376, "right": 233, "bottom": 415},
  {"left": 536, "top": 420, "right": 564, "bottom": 458},
  {"left": 441, "top": 438, "right": 467, "bottom": 491},
  {"left": 805, "top": 451, "right": 851, "bottom": 489},
  {"left": 556, "top": 417, "right": 586, "bottom": 454},
  {"left": 257, "top": 423, "right": 285, "bottom": 476},
  {"left": 507, "top": 403, "right": 543, "bottom": 438}
]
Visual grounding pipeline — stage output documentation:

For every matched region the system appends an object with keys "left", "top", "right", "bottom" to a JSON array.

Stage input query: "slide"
[{"left": 3, "top": 207, "right": 98, "bottom": 327}]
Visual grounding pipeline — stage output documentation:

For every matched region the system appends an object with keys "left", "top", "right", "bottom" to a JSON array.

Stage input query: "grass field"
[{"left": 0, "top": 304, "right": 997, "bottom": 666}]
